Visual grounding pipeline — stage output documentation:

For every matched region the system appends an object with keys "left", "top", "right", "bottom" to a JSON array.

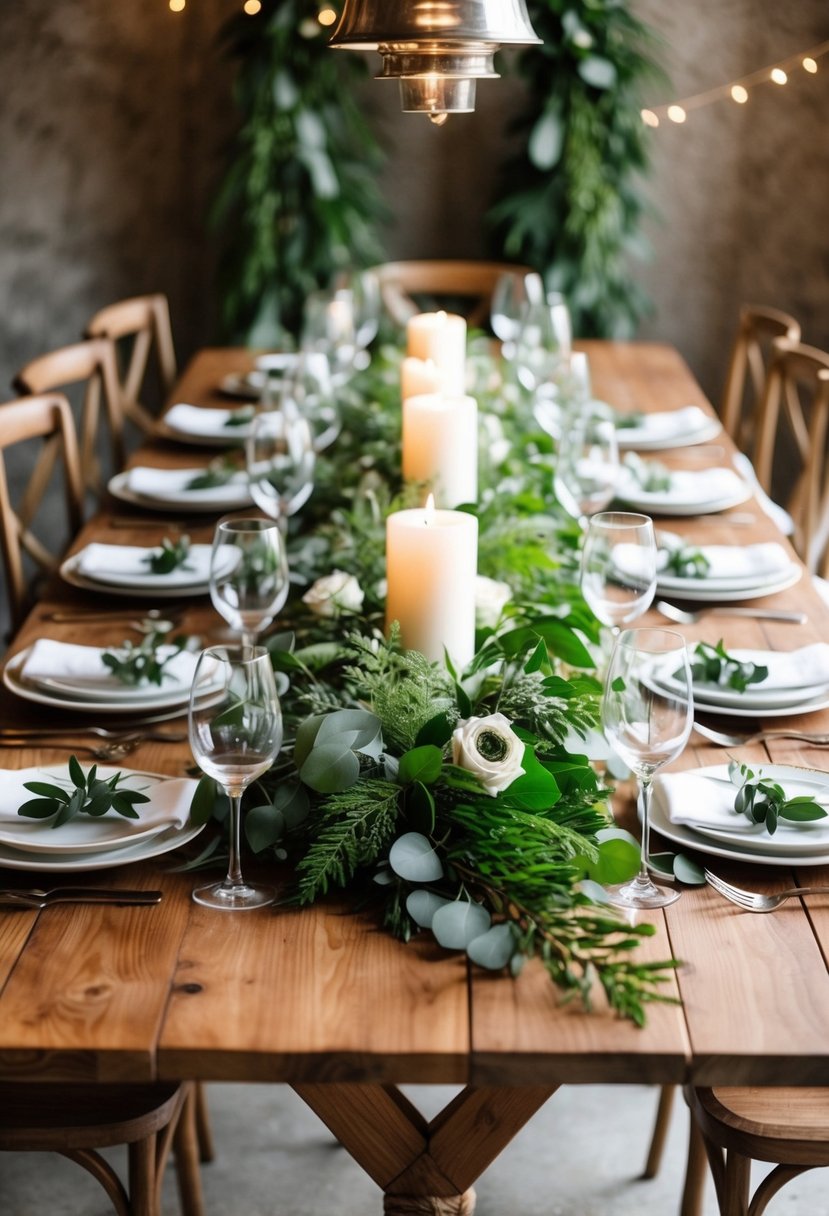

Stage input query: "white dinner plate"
[
  {"left": 108, "top": 469, "right": 254, "bottom": 514},
  {"left": 650, "top": 651, "right": 829, "bottom": 712},
  {"left": 161, "top": 405, "right": 255, "bottom": 448},
  {"left": 616, "top": 414, "right": 722, "bottom": 452},
  {"left": 0, "top": 818, "right": 205, "bottom": 873},
  {"left": 615, "top": 473, "right": 752, "bottom": 517},
  {"left": 3, "top": 648, "right": 219, "bottom": 714},
  {"left": 650, "top": 773, "right": 829, "bottom": 867},
  {"left": 0, "top": 766, "right": 196, "bottom": 855},
  {"left": 655, "top": 565, "right": 801, "bottom": 602},
  {"left": 219, "top": 371, "right": 265, "bottom": 399},
  {"left": 60, "top": 553, "right": 212, "bottom": 599}
]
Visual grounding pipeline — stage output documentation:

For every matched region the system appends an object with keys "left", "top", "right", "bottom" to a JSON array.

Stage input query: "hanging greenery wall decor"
[
  {"left": 488, "top": 0, "right": 665, "bottom": 338},
  {"left": 213, "top": 0, "right": 386, "bottom": 345}
]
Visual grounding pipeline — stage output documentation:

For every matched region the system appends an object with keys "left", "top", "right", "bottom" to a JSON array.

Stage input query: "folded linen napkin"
[
  {"left": 656, "top": 538, "right": 792, "bottom": 581},
  {"left": 617, "top": 465, "right": 747, "bottom": 507},
  {"left": 75, "top": 541, "right": 217, "bottom": 585},
  {"left": 617, "top": 405, "right": 714, "bottom": 443},
  {"left": 165, "top": 403, "right": 253, "bottom": 438},
  {"left": 125, "top": 465, "right": 251, "bottom": 505},
  {"left": 691, "top": 643, "right": 829, "bottom": 693},
  {"left": 653, "top": 768, "right": 829, "bottom": 839},
  {"left": 20, "top": 637, "right": 198, "bottom": 694},
  {"left": 0, "top": 766, "right": 193, "bottom": 835}
]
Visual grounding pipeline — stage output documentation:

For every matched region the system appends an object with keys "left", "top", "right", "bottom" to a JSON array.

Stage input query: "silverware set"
[
  {"left": 0, "top": 887, "right": 163, "bottom": 909},
  {"left": 0, "top": 726, "right": 188, "bottom": 761}
]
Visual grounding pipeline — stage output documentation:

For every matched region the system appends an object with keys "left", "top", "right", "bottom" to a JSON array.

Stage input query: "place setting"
[
  {"left": 107, "top": 459, "right": 254, "bottom": 513},
  {"left": 159, "top": 400, "right": 258, "bottom": 446},
  {"left": 614, "top": 403, "right": 723, "bottom": 451},
  {"left": 613, "top": 451, "right": 752, "bottom": 516},
  {"left": 60, "top": 535, "right": 239, "bottom": 599},
  {"left": 653, "top": 530, "right": 802, "bottom": 602},
  {"left": 218, "top": 351, "right": 300, "bottom": 399}
]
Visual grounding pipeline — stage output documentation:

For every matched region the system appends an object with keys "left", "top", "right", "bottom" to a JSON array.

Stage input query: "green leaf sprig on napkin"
[
  {"left": 728, "top": 760, "right": 827, "bottom": 836},
  {"left": 102, "top": 628, "right": 187, "bottom": 687},
  {"left": 18, "top": 757, "right": 150, "bottom": 827},
  {"left": 688, "top": 640, "right": 768, "bottom": 692},
  {"left": 623, "top": 452, "right": 673, "bottom": 493},
  {"left": 662, "top": 544, "right": 711, "bottom": 579},
  {"left": 186, "top": 457, "right": 239, "bottom": 490},
  {"left": 223, "top": 409, "right": 255, "bottom": 429},
  {"left": 615, "top": 410, "right": 646, "bottom": 430},
  {"left": 143, "top": 535, "right": 193, "bottom": 575}
]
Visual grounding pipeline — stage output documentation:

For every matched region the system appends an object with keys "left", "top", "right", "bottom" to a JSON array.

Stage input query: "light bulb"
[
  {"left": 318, "top": 7, "right": 337, "bottom": 26},
  {"left": 243, "top": 0, "right": 262, "bottom": 11},
  {"left": 169, "top": 0, "right": 185, "bottom": 10},
  {"left": 667, "top": 105, "right": 687, "bottom": 124},
  {"left": 641, "top": 109, "right": 660, "bottom": 128},
  {"left": 731, "top": 85, "right": 748, "bottom": 104},
  {"left": 770, "top": 67, "right": 787, "bottom": 85},
  {"left": 803, "top": 57, "right": 818, "bottom": 74}
]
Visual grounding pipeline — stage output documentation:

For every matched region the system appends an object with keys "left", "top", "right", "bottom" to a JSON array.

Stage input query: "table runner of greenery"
[{"left": 190, "top": 344, "right": 677, "bottom": 1025}]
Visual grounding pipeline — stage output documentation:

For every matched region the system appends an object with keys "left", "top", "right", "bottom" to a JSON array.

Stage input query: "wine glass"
[
  {"left": 490, "top": 270, "right": 544, "bottom": 357},
  {"left": 602, "top": 628, "right": 693, "bottom": 908},
  {"left": 580, "top": 511, "right": 657, "bottom": 638},
  {"left": 190, "top": 645, "right": 282, "bottom": 910},
  {"left": 246, "top": 405, "right": 316, "bottom": 526},
  {"left": 301, "top": 287, "right": 357, "bottom": 383},
  {"left": 209, "top": 518, "right": 289, "bottom": 652},
  {"left": 554, "top": 410, "right": 619, "bottom": 525},
  {"left": 285, "top": 350, "right": 341, "bottom": 453},
  {"left": 513, "top": 293, "right": 573, "bottom": 392}
]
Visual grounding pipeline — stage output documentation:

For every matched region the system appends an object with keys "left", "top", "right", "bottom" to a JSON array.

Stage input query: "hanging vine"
[{"left": 488, "top": 0, "right": 665, "bottom": 338}]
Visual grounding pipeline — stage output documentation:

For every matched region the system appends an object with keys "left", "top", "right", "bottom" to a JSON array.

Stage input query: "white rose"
[
  {"left": 481, "top": 413, "right": 511, "bottom": 465},
  {"left": 475, "top": 576, "right": 512, "bottom": 629},
  {"left": 452, "top": 713, "right": 525, "bottom": 797},
  {"left": 302, "top": 570, "right": 364, "bottom": 618}
]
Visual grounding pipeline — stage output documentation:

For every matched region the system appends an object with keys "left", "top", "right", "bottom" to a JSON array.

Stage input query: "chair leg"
[
  {"left": 194, "top": 1081, "right": 215, "bottom": 1164},
  {"left": 62, "top": 1148, "right": 131, "bottom": 1216},
  {"left": 173, "top": 1086, "right": 206, "bottom": 1216},
  {"left": 680, "top": 1110, "right": 708, "bottom": 1216},
  {"left": 722, "top": 1150, "right": 751, "bottom": 1216},
  {"left": 642, "top": 1084, "right": 675, "bottom": 1178},
  {"left": 128, "top": 1132, "right": 160, "bottom": 1216}
]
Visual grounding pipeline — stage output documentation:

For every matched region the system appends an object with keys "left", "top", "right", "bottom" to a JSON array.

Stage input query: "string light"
[
  {"left": 642, "top": 37, "right": 829, "bottom": 126},
  {"left": 318, "top": 8, "right": 337, "bottom": 26},
  {"left": 169, "top": 0, "right": 185, "bottom": 10}
]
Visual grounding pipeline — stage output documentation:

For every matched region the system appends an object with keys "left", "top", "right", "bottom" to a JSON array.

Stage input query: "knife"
[{"left": 0, "top": 888, "right": 163, "bottom": 909}]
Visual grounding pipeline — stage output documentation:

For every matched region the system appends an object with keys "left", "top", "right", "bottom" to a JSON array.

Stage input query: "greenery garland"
[
  {"left": 488, "top": 0, "right": 665, "bottom": 337},
  {"left": 188, "top": 346, "right": 680, "bottom": 1025}
]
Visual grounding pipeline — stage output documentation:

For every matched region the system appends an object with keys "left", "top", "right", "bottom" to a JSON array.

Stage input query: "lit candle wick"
[{"left": 424, "top": 492, "right": 436, "bottom": 524}]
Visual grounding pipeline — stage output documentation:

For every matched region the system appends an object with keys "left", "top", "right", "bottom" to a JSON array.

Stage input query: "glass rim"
[
  {"left": 198, "top": 643, "right": 271, "bottom": 664},
  {"left": 215, "top": 515, "right": 282, "bottom": 534},
  {"left": 613, "top": 626, "right": 687, "bottom": 653},
  {"left": 587, "top": 510, "right": 653, "bottom": 529}
]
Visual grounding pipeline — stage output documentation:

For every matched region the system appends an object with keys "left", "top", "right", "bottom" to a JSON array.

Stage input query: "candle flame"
[
  {"left": 435, "top": 310, "right": 447, "bottom": 323},
  {"left": 424, "top": 492, "right": 436, "bottom": 521}
]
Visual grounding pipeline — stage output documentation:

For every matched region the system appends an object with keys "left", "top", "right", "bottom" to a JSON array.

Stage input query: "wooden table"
[{"left": 1, "top": 342, "right": 828, "bottom": 1215}]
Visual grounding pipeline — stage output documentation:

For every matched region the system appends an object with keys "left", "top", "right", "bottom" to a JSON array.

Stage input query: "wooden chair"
[
  {"left": 0, "top": 1080, "right": 204, "bottom": 1216},
  {"left": 720, "top": 305, "right": 800, "bottom": 452},
  {"left": 13, "top": 337, "right": 126, "bottom": 497},
  {"left": 751, "top": 339, "right": 829, "bottom": 573},
  {"left": 86, "top": 293, "right": 177, "bottom": 434},
  {"left": 0, "top": 393, "right": 84, "bottom": 634},
  {"left": 683, "top": 1085, "right": 829, "bottom": 1216},
  {"left": 370, "top": 259, "right": 539, "bottom": 329}
]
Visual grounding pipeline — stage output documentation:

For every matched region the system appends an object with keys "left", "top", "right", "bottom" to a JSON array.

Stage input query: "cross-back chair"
[
  {"left": 370, "top": 259, "right": 539, "bottom": 329},
  {"left": 86, "top": 293, "right": 177, "bottom": 434},
  {"left": 751, "top": 338, "right": 829, "bottom": 573},
  {"left": 0, "top": 1079, "right": 204, "bottom": 1216},
  {"left": 13, "top": 337, "right": 126, "bottom": 498},
  {"left": 720, "top": 305, "right": 801, "bottom": 454},
  {"left": 683, "top": 1085, "right": 829, "bottom": 1216},
  {"left": 0, "top": 393, "right": 84, "bottom": 634}
]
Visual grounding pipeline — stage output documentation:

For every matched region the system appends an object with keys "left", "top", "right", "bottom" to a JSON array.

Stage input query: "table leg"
[{"left": 294, "top": 1082, "right": 557, "bottom": 1215}]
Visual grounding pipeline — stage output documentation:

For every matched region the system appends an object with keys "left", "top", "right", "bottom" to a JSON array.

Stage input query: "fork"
[
  {"left": 0, "top": 737, "right": 144, "bottom": 762},
  {"left": 655, "top": 599, "right": 806, "bottom": 625},
  {"left": 693, "top": 722, "right": 829, "bottom": 747},
  {"left": 704, "top": 869, "right": 829, "bottom": 912}
]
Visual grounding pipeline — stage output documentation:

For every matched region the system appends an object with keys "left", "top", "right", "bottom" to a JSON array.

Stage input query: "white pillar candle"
[
  {"left": 401, "top": 356, "right": 444, "bottom": 402},
  {"left": 402, "top": 393, "right": 478, "bottom": 507},
  {"left": 386, "top": 499, "right": 478, "bottom": 669},
  {"left": 406, "top": 311, "right": 467, "bottom": 396}
]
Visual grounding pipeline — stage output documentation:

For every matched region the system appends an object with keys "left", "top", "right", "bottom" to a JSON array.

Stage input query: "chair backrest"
[
  {"left": 370, "top": 260, "right": 539, "bottom": 329},
  {"left": 753, "top": 338, "right": 829, "bottom": 574},
  {"left": 85, "top": 293, "right": 177, "bottom": 433},
  {"left": 0, "top": 393, "right": 84, "bottom": 633},
  {"left": 720, "top": 304, "right": 801, "bottom": 449},
  {"left": 13, "top": 337, "right": 125, "bottom": 497}
]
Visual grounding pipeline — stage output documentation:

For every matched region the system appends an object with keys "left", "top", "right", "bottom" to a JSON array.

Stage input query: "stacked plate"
[
  {"left": 655, "top": 536, "right": 801, "bottom": 603},
  {"left": 3, "top": 637, "right": 221, "bottom": 715},
  {"left": 615, "top": 405, "right": 722, "bottom": 451},
  {"left": 615, "top": 462, "right": 751, "bottom": 515},
  {"left": 61, "top": 541, "right": 238, "bottom": 599},
  {"left": 108, "top": 465, "right": 253, "bottom": 513},
  {"left": 651, "top": 763, "right": 829, "bottom": 866},
  {"left": 219, "top": 353, "right": 298, "bottom": 399},
  {"left": 0, "top": 764, "right": 203, "bottom": 873},
  {"left": 162, "top": 402, "right": 256, "bottom": 446},
  {"left": 648, "top": 641, "right": 829, "bottom": 720}
]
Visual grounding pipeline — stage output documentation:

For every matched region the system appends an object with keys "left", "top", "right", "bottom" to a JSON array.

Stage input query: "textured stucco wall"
[{"left": 0, "top": 1, "right": 826, "bottom": 403}]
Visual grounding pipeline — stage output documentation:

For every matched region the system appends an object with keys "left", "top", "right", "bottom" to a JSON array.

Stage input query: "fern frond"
[{"left": 294, "top": 780, "right": 400, "bottom": 902}]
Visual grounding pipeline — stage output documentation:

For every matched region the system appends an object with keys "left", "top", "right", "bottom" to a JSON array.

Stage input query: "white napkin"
[
  {"left": 657, "top": 539, "right": 792, "bottom": 581},
  {"left": 733, "top": 452, "right": 795, "bottom": 536},
  {"left": 165, "top": 403, "right": 253, "bottom": 438},
  {"left": 20, "top": 637, "right": 198, "bottom": 695},
  {"left": 692, "top": 643, "right": 829, "bottom": 693},
  {"left": 618, "top": 465, "right": 747, "bottom": 507},
  {"left": 653, "top": 769, "right": 829, "bottom": 839},
  {"left": 126, "top": 466, "right": 251, "bottom": 505},
  {"left": 618, "top": 405, "right": 713, "bottom": 442},
  {"left": 75, "top": 542, "right": 216, "bottom": 586},
  {"left": 0, "top": 766, "right": 193, "bottom": 836}
]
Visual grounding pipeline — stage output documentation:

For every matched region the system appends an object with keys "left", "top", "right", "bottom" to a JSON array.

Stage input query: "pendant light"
[{"left": 329, "top": 0, "right": 541, "bottom": 125}]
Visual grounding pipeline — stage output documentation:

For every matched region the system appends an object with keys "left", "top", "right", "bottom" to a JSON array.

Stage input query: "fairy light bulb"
[
  {"left": 731, "top": 84, "right": 748, "bottom": 104},
  {"left": 243, "top": 0, "right": 262, "bottom": 11},
  {"left": 803, "top": 57, "right": 818, "bottom": 74},
  {"left": 667, "top": 104, "right": 687, "bottom": 124},
  {"left": 169, "top": 0, "right": 185, "bottom": 10},
  {"left": 770, "top": 67, "right": 788, "bottom": 85},
  {"left": 641, "top": 109, "right": 659, "bottom": 127},
  {"left": 318, "top": 7, "right": 337, "bottom": 25}
]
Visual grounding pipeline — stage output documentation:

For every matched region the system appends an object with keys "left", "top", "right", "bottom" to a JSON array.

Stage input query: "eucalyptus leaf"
[
  {"left": 466, "top": 922, "right": 514, "bottom": 970},
  {"left": 388, "top": 832, "right": 444, "bottom": 882},
  {"left": 245, "top": 803, "right": 287, "bottom": 853},
  {"left": 528, "top": 109, "right": 564, "bottom": 171},
  {"left": 431, "top": 901, "right": 491, "bottom": 950},
  {"left": 299, "top": 742, "right": 361, "bottom": 793},
  {"left": 673, "top": 854, "right": 705, "bottom": 885},
  {"left": 578, "top": 56, "right": 618, "bottom": 90},
  {"left": 406, "top": 889, "right": 450, "bottom": 929}
]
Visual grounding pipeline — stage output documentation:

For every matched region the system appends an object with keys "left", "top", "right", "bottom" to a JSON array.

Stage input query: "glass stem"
[
  {"left": 638, "top": 776, "right": 653, "bottom": 883},
  {"left": 241, "top": 631, "right": 256, "bottom": 659},
  {"left": 224, "top": 792, "right": 244, "bottom": 890}
]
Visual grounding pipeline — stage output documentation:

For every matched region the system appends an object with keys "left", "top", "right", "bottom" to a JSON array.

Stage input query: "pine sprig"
[{"left": 294, "top": 779, "right": 400, "bottom": 902}]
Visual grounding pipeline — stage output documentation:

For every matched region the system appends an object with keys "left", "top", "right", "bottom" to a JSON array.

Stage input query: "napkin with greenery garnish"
[
  {"left": 21, "top": 636, "right": 199, "bottom": 693},
  {"left": 686, "top": 640, "right": 829, "bottom": 693},
  {"left": 654, "top": 765, "right": 827, "bottom": 839}
]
